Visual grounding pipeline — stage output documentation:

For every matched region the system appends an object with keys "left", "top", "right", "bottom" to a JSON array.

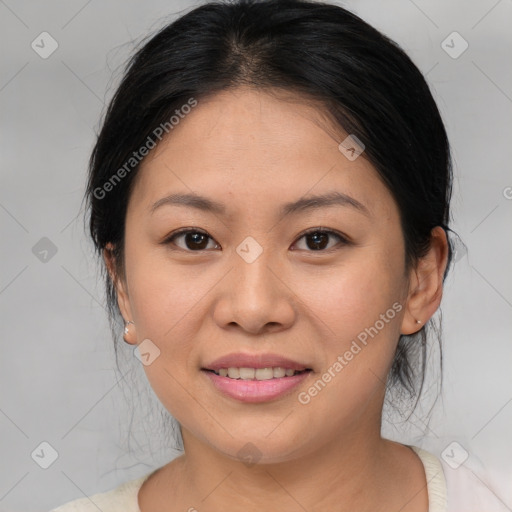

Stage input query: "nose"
[{"left": 212, "top": 246, "right": 296, "bottom": 335}]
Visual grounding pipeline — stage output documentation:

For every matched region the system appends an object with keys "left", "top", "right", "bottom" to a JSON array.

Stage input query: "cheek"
[
  {"left": 124, "top": 252, "right": 207, "bottom": 420},
  {"left": 122, "top": 244, "right": 210, "bottom": 387},
  {"left": 296, "top": 253, "right": 403, "bottom": 340},
  {"left": 293, "top": 250, "right": 405, "bottom": 396},
  {"left": 293, "top": 264, "right": 404, "bottom": 422},
  {"left": 125, "top": 242, "right": 207, "bottom": 335}
]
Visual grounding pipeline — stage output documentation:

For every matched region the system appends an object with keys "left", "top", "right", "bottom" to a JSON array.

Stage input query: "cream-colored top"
[
  {"left": 411, "top": 446, "right": 447, "bottom": 511},
  {"left": 49, "top": 445, "right": 506, "bottom": 511}
]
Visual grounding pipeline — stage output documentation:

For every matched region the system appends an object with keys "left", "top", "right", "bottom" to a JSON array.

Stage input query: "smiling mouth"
[{"left": 202, "top": 367, "right": 312, "bottom": 380}]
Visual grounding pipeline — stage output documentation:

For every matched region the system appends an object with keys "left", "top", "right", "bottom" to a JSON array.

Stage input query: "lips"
[
  {"left": 202, "top": 352, "right": 312, "bottom": 372},
  {"left": 202, "top": 369, "right": 311, "bottom": 403},
  {"left": 201, "top": 352, "right": 313, "bottom": 403}
]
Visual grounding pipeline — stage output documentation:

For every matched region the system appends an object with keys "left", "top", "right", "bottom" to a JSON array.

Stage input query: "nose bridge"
[
  {"left": 213, "top": 236, "right": 295, "bottom": 333},
  {"left": 233, "top": 237, "right": 279, "bottom": 304}
]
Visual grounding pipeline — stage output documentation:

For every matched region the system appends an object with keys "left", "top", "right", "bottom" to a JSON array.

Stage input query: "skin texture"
[{"left": 104, "top": 86, "right": 449, "bottom": 512}]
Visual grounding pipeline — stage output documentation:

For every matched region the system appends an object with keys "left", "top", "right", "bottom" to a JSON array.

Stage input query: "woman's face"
[{"left": 114, "top": 87, "right": 416, "bottom": 463}]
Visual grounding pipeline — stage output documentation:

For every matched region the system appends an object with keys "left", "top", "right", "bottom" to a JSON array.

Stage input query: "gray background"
[{"left": 1, "top": 0, "right": 511, "bottom": 510}]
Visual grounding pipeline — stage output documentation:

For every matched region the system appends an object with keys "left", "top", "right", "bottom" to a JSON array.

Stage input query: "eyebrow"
[
  {"left": 150, "top": 191, "right": 370, "bottom": 217},
  {"left": 280, "top": 191, "right": 370, "bottom": 217},
  {"left": 151, "top": 193, "right": 226, "bottom": 215}
]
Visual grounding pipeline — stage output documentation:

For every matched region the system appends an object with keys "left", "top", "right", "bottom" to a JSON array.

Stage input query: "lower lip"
[{"left": 201, "top": 370, "right": 311, "bottom": 403}]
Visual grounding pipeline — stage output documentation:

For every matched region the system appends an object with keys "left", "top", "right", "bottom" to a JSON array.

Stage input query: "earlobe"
[
  {"left": 400, "top": 227, "right": 449, "bottom": 335},
  {"left": 400, "top": 313, "right": 424, "bottom": 335},
  {"left": 103, "top": 243, "right": 137, "bottom": 344},
  {"left": 123, "top": 320, "right": 137, "bottom": 345}
]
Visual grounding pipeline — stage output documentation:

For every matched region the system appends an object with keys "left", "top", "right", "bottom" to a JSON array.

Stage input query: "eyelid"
[
  {"left": 161, "top": 227, "right": 221, "bottom": 250},
  {"left": 291, "top": 227, "right": 350, "bottom": 251}
]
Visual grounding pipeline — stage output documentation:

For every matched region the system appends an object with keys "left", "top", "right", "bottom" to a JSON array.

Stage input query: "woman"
[{"left": 50, "top": 0, "right": 499, "bottom": 510}]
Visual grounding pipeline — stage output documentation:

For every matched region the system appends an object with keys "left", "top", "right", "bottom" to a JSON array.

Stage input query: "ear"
[
  {"left": 400, "top": 226, "right": 449, "bottom": 335},
  {"left": 103, "top": 243, "right": 137, "bottom": 344}
]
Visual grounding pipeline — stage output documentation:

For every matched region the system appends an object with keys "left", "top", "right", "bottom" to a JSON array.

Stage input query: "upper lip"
[{"left": 202, "top": 353, "right": 311, "bottom": 371}]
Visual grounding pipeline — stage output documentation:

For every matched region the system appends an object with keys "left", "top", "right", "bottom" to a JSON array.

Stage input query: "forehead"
[{"left": 128, "top": 87, "right": 395, "bottom": 220}]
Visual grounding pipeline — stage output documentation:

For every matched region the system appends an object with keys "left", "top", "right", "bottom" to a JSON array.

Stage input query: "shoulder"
[
  {"left": 410, "top": 441, "right": 511, "bottom": 512},
  {"left": 48, "top": 473, "right": 153, "bottom": 512},
  {"left": 440, "top": 456, "right": 511, "bottom": 511}
]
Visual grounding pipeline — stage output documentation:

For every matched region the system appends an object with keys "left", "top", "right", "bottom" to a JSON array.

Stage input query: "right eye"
[{"left": 162, "top": 228, "right": 221, "bottom": 251}]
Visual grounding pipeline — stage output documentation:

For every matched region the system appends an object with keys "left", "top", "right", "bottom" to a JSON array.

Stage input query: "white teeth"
[
  {"left": 227, "top": 367, "right": 240, "bottom": 379},
  {"left": 213, "top": 366, "right": 305, "bottom": 380},
  {"left": 273, "top": 367, "right": 286, "bottom": 378},
  {"left": 239, "top": 367, "right": 255, "bottom": 380},
  {"left": 255, "top": 368, "right": 274, "bottom": 380}
]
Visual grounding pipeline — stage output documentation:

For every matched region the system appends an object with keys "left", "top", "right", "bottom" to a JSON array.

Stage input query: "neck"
[
  {"left": 184, "top": 428, "right": 380, "bottom": 509},
  {"left": 142, "top": 416, "right": 427, "bottom": 511}
]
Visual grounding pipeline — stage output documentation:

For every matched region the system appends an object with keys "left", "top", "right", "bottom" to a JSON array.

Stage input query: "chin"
[{"left": 206, "top": 431, "right": 307, "bottom": 466}]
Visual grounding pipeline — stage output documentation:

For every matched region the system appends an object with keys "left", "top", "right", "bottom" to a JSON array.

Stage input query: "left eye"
[
  {"left": 292, "top": 229, "right": 347, "bottom": 251},
  {"left": 164, "top": 229, "right": 220, "bottom": 251}
]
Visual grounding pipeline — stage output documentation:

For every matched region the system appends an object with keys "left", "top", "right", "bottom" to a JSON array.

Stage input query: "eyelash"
[{"left": 162, "top": 227, "right": 350, "bottom": 253}]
